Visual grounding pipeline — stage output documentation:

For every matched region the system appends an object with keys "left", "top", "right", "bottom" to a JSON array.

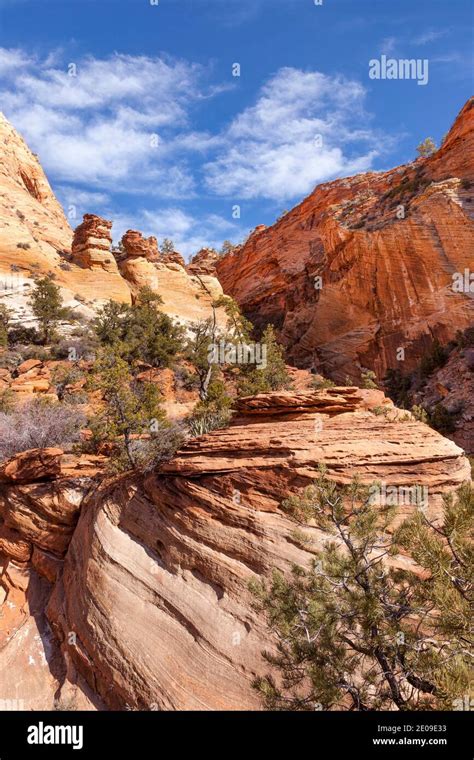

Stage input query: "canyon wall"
[
  {"left": 217, "top": 99, "right": 474, "bottom": 381},
  {"left": 10, "top": 389, "right": 465, "bottom": 710}
]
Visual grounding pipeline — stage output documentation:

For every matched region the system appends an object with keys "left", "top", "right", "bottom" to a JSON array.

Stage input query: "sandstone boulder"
[{"left": 47, "top": 390, "right": 470, "bottom": 710}]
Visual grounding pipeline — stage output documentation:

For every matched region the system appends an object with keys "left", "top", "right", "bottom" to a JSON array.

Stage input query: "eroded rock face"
[
  {"left": 121, "top": 230, "right": 159, "bottom": 260},
  {"left": 216, "top": 99, "right": 474, "bottom": 381},
  {"left": 0, "top": 112, "right": 72, "bottom": 269},
  {"left": 46, "top": 390, "right": 470, "bottom": 710},
  {"left": 187, "top": 247, "right": 220, "bottom": 276},
  {"left": 0, "top": 450, "right": 106, "bottom": 711},
  {"left": 119, "top": 254, "right": 227, "bottom": 327},
  {"left": 71, "top": 214, "right": 119, "bottom": 274},
  {"left": 413, "top": 346, "right": 474, "bottom": 454},
  {"left": 0, "top": 449, "right": 103, "bottom": 562}
]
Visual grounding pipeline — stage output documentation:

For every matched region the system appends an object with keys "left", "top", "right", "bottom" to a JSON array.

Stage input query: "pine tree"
[
  {"left": 28, "top": 277, "right": 68, "bottom": 344},
  {"left": 93, "top": 287, "right": 184, "bottom": 369},
  {"left": 0, "top": 303, "right": 12, "bottom": 347},
  {"left": 220, "top": 240, "right": 235, "bottom": 255},
  {"left": 251, "top": 469, "right": 473, "bottom": 711},
  {"left": 238, "top": 324, "right": 291, "bottom": 396},
  {"left": 88, "top": 347, "right": 165, "bottom": 470},
  {"left": 416, "top": 137, "right": 437, "bottom": 158},
  {"left": 161, "top": 238, "right": 175, "bottom": 255}
]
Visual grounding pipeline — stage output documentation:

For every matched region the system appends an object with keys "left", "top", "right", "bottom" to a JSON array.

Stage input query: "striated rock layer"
[
  {"left": 45, "top": 389, "right": 470, "bottom": 710},
  {"left": 71, "top": 214, "right": 119, "bottom": 274},
  {"left": 0, "top": 449, "right": 106, "bottom": 710},
  {"left": 217, "top": 99, "right": 474, "bottom": 381}
]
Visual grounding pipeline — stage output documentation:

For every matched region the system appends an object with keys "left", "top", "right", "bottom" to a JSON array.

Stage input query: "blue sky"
[{"left": 0, "top": 0, "right": 472, "bottom": 257}]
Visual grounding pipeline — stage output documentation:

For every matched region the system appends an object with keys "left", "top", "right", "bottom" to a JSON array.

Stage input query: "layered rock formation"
[
  {"left": 216, "top": 98, "right": 474, "bottom": 381},
  {"left": 0, "top": 114, "right": 227, "bottom": 327},
  {"left": 187, "top": 247, "right": 220, "bottom": 276},
  {"left": 118, "top": 230, "right": 227, "bottom": 327},
  {"left": 40, "top": 390, "right": 469, "bottom": 710},
  {"left": 0, "top": 448, "right": 105, "bottom": 710},
  {"left": 120, "top": 230, "right": 159, "bottom": 260},
  {"left": 71, "top": 214, "right": 120, "bottom": 274}
]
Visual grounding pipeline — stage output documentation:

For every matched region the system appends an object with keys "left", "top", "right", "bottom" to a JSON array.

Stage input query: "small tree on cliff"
[
  {"left": 29, "top": 277, "right": 68, "bottom": 344},
  {"left": 160, "top": 238, "right": 175, "bottom": 255},
  {"left": 93, "top": 287, "right": 184, "bottom": 369},
  {"left": 220, "top": 240, "right": 235, "bottom": 256},
  {"left": 88, "top": 347, "right": 166, "bottom": 470},
  {"left": 416, "top": 137, "right": 436, "bottom": 158},
  {"left": 238, "top": 324, "right": 292, "bottom": 396},
  {"left": 0, "top": 304, "right": 12, "bottom": 347},
  {"left": 251, "top": 469, "right": 473, "bottom": 711}
]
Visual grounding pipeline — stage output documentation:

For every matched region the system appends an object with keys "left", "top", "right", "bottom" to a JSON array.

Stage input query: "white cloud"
[
  {"left": 0, "top": 48, "right": 394, "bottom": 235},
  {"left": 380, "top": 37, "right": 398, "bottom": 55},
  {"left": 0, "top": 47, "right": 32, "bottom": 75},
  {"left": 412, "top": 29, "right": 448, "bottom": 46},
  {"left": 0, "top": 49, "right": 209, "bottom": 195},
  {"left": 140, "top": 208, "right": 241, "bottom": 257},
  {"left": 204, "top": 68, "right": 379, "bottom": 201}
]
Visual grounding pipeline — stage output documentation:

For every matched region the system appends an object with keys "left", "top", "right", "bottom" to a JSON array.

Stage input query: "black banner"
[{"left": 0, "top": 710, "right": 471, "bottom": 758}]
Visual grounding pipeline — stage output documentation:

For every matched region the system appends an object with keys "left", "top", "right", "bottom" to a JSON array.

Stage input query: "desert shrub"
[
  {"left": 51, "top": 335, "right": 97, "bottom": 361},
  {"left": 0, "top": 304, "right": 12, "bottom": 347},
  {"left": 411, "top": 404, "right": 429, "bottom": 424},
  {"left": 124, "top": 422, "right": 186, "bottom": 473},
  {"left": 0, "top": 388, "right": 16, "bottom": 414},
  {"left": 384, "top": 367, "right": 412, "bottom": 408},
  {"left": 187, "top": 407, "right": 232, "bottom": 437},
  {"left": 174, "top": 365, "right": 199, "bottom": 391},
  {"left": 416, "top": 137, "right": 436, "bottom": 158},
  {"left": 63, "top": 391, "right": 89, "bottom": 406},
  {"left": 0, "top": 398, "right": 85, "bottom": 461},
  {"left": 0, "top": 350, "right": 22, "bottom": 370},
  {"left": 8, "top": 325, "right": 42, "bottom": 345},
  {"left": 429, "top": 403, "right": 458, "bottom": 434},
  {"left": 16, "top": 344, "right": 52, "bottom": 362},
  {"left": 420, "top": 338, "right": 449, "bottom": 378},
  {"left": 51, "top": 364, "right": 86, "bottom": 401},
  {"left": 310, "top": 375, "right": 336, "bottom": 390},
  {"left": 187, "top": 373, "right": 233, "bottom": 437},
  {"left": 238, "top": 324, "right": 292, "bottom": 396},
  {"left": 370, "top": 405, "right": 388, "bottom": 417},
  {"left": 360, "top": 368, "right": 378, "bottom": 389},
  {"left": 160, "top": 238, "right": 175, "bottom": 254}
]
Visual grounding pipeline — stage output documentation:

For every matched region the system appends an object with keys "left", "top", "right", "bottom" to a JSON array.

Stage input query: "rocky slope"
[
  {"left": 0, "top": 113, "right": 224, "bottom": 329},
  {"left": 412, "top": 345, "right": 474, "bottom": 454},
  {"left": 216, "top": 98, "right": 474, "bottom": 382},
  {"left": 1, "top": 390, "right": 469, "bottom": 710}
]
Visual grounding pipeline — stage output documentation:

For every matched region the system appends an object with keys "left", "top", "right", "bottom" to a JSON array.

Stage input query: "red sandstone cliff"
[
  {"left": 216, "top": 99, "right": 474, "bottom": 381},
  {"left": 0, "top": 391, "right": 470, "bottom": 710}
]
